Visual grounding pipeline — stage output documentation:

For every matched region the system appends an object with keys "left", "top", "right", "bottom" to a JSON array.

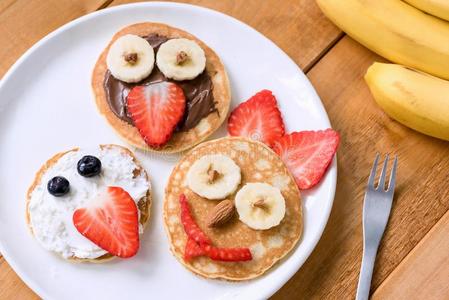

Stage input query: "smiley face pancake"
[
  {"left": 26, "top": 144, "right": 151, "bottom": 262},
  {"left": 92, "top": 22, "right": 231, "bottom": 153},
  {"left": 164, "top": 137, "right": 302, "bottom": 280}
]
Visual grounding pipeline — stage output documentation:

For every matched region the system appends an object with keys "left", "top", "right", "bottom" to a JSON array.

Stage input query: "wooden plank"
[
  {"left": 0, "top": 0, "right": 108, "bottom": 77},
  {"left": 109, "top": 0, "right": 343, "bottom": 71},
  {"left": 0, "top": 259, "right": 38, "bottom": 300},
  {"left": 272, "top": 36, "right": 449, "bottom": 299},
  {"left": 0, "top": 0, "right": 16, "bottom": 14},
  {"left": 372, "top": 210, "right": 449, "bottom": 300}
]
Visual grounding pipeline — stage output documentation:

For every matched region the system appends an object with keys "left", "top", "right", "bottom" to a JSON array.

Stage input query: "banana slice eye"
[
  {"left": 156, "top": 38, "right": 206, "bottom": 81},
  {"left": 106, "top": 34, "right": 155, "bottom": 83},
  {"left": 235, "top": 183, "right": 286, "bottom": 230},
  {"left": 187, "top": 154, "right": 241, "bottom": 200}
]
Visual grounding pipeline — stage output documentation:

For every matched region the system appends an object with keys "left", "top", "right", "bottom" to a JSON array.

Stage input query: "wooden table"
[{"left": 1, "top": 1, "right": 448, "bottom": 299}]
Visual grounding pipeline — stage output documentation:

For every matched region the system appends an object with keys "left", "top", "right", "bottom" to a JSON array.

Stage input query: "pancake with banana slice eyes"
[
  {"left": 92, "top": 22, "right": 231, "bottom": 153},
  {"left": 164, "top": 137, "right": 302, "bottom": 280}
]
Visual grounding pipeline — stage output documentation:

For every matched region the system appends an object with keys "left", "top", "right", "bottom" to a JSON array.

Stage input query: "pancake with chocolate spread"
[{"left": 92, "top": 23, "right": 231, "bottom": 153}]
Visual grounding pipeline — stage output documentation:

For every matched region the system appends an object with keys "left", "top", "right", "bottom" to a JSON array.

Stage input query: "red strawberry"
[
  {"left": 179, "top": 194, "right": 211, "bottom": 245},
  {"left": 127, "top": 82, "right": 185, "bottom": 148},
  {"left": 202, "top": 244, "right": 252, "bottom": 262},
  {"left": 73, "top": 186, "right": 139, "bottom": 258},
  {"left": 184, "top": 237, "right": 205, "bottom": 261},
  {"left": 184, "top": 238, "right": 252, "bottom": 262},
  {"left": 179, "top": 194, "right": 252, "bottom": 262},
  {"left": 272, "top": 129, "right": 339, "bottom": 190},
  {"left": 227, "top": 89, "right": 285, "bottom": 147}
]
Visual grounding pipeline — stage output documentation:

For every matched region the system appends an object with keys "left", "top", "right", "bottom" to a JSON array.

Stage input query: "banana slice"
[
  {"left": 106, "top": 34, "right": 155, "bottom": 83},
  {"left": 235, "top": 183, "right": 286, "bottom": 230},
  {"left": 156, "top": 38, "right": 206, "bottom": 80},
  {"left": 187, "top": 154, "right": 241, "bottom": 200}
]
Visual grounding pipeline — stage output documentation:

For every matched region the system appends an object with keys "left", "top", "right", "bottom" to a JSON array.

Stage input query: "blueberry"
[
  {"left": 47, "top": 176, "right": 70, "bottom": 197},
  {"left": 77, "top": 155, "right": 102, "bottom": 177}
]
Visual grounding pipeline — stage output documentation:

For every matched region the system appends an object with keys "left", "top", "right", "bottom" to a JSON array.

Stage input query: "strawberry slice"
[
  {"left": 73, "top": 186, "right": 139, "bottom": 258},
  {"left": 179, "top": 194, "right": 211, "bottom": 245},
  {"left": 202, "top": 244, "right": 252, "bottom": 262},
  {"left": 184, "top": 237, "right": 206, "bottom": 261},
  {"left": 185, "top": 239, "right": 252, "bottom": 262},
  {"left": 179, "top": 194, "right": 252, "bottom": 262},
  {"left": 272, "top": 129, "right": 339, "bottom": 190},
  {"left": 126, "top": 82, "right": 185, "bottom": 148},
  {"left": 227, "top": 89, "right": 285, "bottom": 147}
]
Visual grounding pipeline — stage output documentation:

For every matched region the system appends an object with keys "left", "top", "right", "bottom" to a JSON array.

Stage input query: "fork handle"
[{"left": 356, "top": 245, "right": 379, "bottom": 300}]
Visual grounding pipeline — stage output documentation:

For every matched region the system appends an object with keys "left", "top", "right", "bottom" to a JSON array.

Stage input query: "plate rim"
[{"left": 0, "top": 2, "right": 337, "bottom": 299}]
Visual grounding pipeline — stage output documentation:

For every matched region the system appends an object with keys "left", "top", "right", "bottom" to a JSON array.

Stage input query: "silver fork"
[{"left": 356, "top": 154, "right": 398, "bottom": 300}]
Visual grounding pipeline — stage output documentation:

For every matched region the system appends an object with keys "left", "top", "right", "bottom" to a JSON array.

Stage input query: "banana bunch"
[
  {"left": 316, "top": 0, "right": 449, "bottom": 81},
  {"left": 404, "top": 0, "right": 449, "bottom": 22},
  {"left": 317, "top": 0, "right": 449, "bottom": 141},
  {"left": 365, "top": 63, "right": 449, "bottom": 141}
]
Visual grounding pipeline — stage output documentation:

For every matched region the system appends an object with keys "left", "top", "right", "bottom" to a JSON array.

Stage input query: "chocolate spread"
[{"left": 104, "top": 34, "right": 216, "bottom": 131}]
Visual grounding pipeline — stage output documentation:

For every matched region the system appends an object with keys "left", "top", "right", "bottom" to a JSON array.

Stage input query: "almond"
[
  {"left": 206, "top": 164, "right": 221, "bottom": 184},
  {"left": 176, "top": 51, "right": 189, "bottom": 65},
  {"left": 207, "top": 199, "right": 235, "bottom": 228},
  {"left": 252, "top": 198, "right": 266, "bottom": 209},
  {"left": 124, "top": 52, "right": 138, "bottom": 65}
]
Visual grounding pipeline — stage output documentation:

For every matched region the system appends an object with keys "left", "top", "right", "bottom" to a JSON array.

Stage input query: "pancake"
[
  {"left": 164, "top": 137, "right": 302, "bottom": 280},
  {"left": 92, "top": 22, "right": 231, "bottom": 153},
  {"left": 26, "top": 144, "right": 151, "bottom": 263}
]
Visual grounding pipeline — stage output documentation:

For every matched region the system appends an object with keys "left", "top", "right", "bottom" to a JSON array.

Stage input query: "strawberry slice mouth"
[
  {"left": 184, "top": 237, "right": 206, "bottom": 261},
  {"left": 179, "top": 194, "right": 211, "bottom": 245},
  {"left": 179, "top": 194, "right": 252, "bottom": 262}
]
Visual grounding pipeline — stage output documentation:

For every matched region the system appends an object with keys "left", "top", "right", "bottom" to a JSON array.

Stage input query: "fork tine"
[
  {"left": 388, "top": 156, "right": 398, "bottom": 192},
  {"left": 378, "top": 154, "right": 390, "bottom": 190},
  {"left": 368, "top": 153, "right": 380, "bottom": 187}
]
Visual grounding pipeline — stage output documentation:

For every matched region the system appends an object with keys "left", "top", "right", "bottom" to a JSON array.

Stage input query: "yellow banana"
[
  {"left": 316, "top": 0, "right": 449, "bottom": 80},
  {"left": 365, "top": 63, "right": 449, "bottom": 141},
  {"left": 404, "top": 0, "right": 449, "bottom": 22}
]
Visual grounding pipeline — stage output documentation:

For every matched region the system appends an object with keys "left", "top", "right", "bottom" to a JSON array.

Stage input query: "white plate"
[{"left": 0, "top": 2, "right": 336, "bottom": 299}]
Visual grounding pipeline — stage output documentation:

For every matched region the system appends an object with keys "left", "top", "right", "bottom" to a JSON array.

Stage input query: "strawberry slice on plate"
[
  {"left": 272, "top": 129, "right": 340, "bottom": 190},
  {"left": 73, "top": 186, "right": 139, "bottom": 258},
  {"left": 227, "top": 89, "right": 285, "bottom": 147},
  {"left": 127, "top": 81, "right": 185, "bottom": 148}
]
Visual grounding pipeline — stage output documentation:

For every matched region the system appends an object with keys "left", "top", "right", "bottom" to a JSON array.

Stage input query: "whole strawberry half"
[
  {"left": 227, "top": 89, "right": 285, "bottom": 147},
  {"left": 272, "top": 129, "right": 340, "bottom": 190},
  {"left": 73, "top": 186, "right": 139, "bottom": 258},
  {"left": 127, "top": 81, "right": 185, "bottom": 148}
]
